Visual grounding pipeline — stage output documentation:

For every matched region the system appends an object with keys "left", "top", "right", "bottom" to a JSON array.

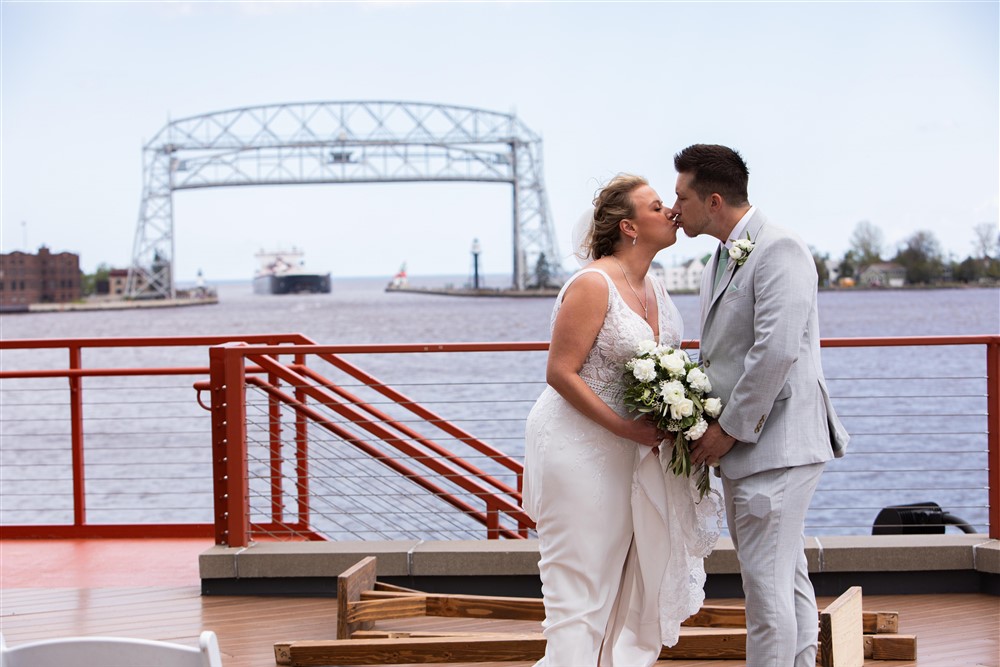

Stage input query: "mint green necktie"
[{"left": 713, "top": 247, "right": 728, "bottom": 291}]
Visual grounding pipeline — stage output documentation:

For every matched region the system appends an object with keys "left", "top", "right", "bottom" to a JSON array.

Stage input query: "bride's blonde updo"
[{"left": 587, "top": 174, "right": 648, "bottom": 260}]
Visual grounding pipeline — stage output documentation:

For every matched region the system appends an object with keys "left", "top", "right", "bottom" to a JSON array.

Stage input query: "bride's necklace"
[{"left": 612, "top": 256, "right": 648, "bottom": 322}]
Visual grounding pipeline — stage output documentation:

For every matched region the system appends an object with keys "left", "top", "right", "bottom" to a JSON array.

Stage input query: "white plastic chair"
[{"left": 0, "top": 631, "right": 223, "bottom": 667}]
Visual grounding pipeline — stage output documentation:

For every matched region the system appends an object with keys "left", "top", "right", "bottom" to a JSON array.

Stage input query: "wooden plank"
[
  {"left": 361, "top": 590, "right": 423, "bottom": 601},
  {"left": 678, "top": 605, "right": 897, "bottom": 633},
  {"left": 337, "top": 556, "right": 378, "bottom": 640},
  {"left": 818, "top": 586, "right": 864, "bottom": 667},
  {"left": 423, "top": 593, "right": 546, "bottom": 621},
  {"left": 284, "top": 629, "right": 750, "bottom": 664},
  {"left": 346, "top": 596, "right": 428, "bottom": 624},
  {"left": 682, "top": 604, "right": 746, "bottom": 627},
  {"left": 274, "top": 642, "right": 291, "bottom": 666},
  {"left": 866, "top": 610, "right": 899, "bottom": 634},
  {"left": 374, "top": 581, "right": 423, "bottom": 594},
  {"left": 352, "top": 630, "right": 516, "bottom": 640},
  {"left": 359, "top": 590, "right": 546, "bottom": 620},
  {"left": 286, "top": 636, "right": 545, "bottom": 664},
  {"left": 864, "top": 634, "right": 918, "bottom": 661}
]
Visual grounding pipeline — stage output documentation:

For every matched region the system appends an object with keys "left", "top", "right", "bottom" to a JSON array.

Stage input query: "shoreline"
[
  {"left": 3, "top": 295, "right": 219, "bottom": 314},
  {"left": 385, "top": 285, "right": 561, "bottom": 298},
  {"left": 384, "top": 282, "right": 999, "bottom": 298}
]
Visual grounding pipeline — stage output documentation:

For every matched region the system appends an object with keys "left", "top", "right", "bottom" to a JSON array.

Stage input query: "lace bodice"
[{"left": 551, "top": 268, "right": 683, "bottom": 413}]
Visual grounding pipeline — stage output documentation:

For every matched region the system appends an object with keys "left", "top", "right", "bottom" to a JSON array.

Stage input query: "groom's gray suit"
[{"left": 700, "top": 210, "right": 848, "bottom": 667}]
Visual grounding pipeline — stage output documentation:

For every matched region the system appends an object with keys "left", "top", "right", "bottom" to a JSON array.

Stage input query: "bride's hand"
[{"left": 618, "top": 417, "right": 664, "bottom": 449}]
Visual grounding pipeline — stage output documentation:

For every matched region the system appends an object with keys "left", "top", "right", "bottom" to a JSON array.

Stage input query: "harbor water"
[{"left": 1, "top": 278, "right": 998, "bottom": 537}]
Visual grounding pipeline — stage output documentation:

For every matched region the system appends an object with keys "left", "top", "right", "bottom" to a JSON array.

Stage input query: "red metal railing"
[
  {"left": 0, "top": 334, "right": 311, "bottom": 538},
  {"left": 816, "top": 335, "right": 999, "bottom": 540},
  {"left": 1, "top": 334, "right": 998, "bottom": 542},
  {"left": 203, "top": 342, "right": 547, "bottom": 545}
]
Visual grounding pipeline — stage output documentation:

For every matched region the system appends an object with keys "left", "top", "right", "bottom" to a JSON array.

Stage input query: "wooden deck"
[
  {"left": 1, "top": 539, "right": 996, "bottom": 666},
  {"left": 2, "top": 586, "right": 996, "bottom": 667}
]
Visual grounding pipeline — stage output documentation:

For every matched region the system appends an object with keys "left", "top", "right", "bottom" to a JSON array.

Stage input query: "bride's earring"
[{"left": 632, "top": 234, "right": 637, "bottom": 246}]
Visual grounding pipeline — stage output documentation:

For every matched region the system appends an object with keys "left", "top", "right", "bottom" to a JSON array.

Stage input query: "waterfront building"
[
  {"left": 859, "top": 262, "right": 907, "bottom": 288},
  {"left": 0, "top": 246, "right": 82, "bottom": 308},
  {"left": 109, "top": 268, "right": 129, "bottom": 296},
  {"left": 661, "top": 256, "right": 707, "bottom": 293}
]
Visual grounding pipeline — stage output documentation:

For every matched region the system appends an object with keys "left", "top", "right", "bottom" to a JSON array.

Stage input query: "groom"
[{"left": 671, "top": 144, "right": 848, "bottom": 667}]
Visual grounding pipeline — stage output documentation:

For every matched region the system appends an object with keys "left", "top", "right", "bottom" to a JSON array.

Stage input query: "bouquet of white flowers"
[{"left": 623, "top": 340, "right": 723, "bottom": 498}]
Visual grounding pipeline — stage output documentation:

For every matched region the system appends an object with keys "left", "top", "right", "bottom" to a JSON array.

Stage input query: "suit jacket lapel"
[{"left": 700, "top": 248, "right": 721, "bottom": 330}]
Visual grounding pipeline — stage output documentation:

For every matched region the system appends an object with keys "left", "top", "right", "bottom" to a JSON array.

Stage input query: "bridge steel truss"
[{"left": 127, "top": 101, "right": 560, "bottom": 298}]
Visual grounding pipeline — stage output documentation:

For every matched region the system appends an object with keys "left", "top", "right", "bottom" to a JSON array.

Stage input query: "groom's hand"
[{"left": 690, "top": 422, "right": 736, "bottom": 466}]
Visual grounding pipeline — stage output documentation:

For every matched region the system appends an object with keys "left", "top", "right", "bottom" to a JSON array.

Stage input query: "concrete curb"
[{"left": 201, "top": 535, "right": 1000, "bottom": 581}]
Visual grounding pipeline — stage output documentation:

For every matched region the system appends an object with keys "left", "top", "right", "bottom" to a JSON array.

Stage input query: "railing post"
[
  {"left": 68, "top": 345, "right": 86, "bottom": 529},
  {"left": 209, "top": 346, "right": 227, "bottom": 545},
  {"left": 295, "top": 351, "right": 310, "bottom": 527},
  {"left": 209, "top": 343, "right": 249, "bottom": 547},
  {"left": 987, "top": 340, "right": 999, "bottom": 539},
  {"left": 268, "top": 366, "right": 283, "bottom": 526}
]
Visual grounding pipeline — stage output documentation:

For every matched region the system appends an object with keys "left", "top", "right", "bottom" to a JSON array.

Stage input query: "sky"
[{"left": 1, "top": 0, "right": 997, "bottom": 283}]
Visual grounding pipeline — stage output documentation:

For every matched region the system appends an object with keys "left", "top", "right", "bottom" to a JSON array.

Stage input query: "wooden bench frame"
[{"left": 275, "top": 556, "right": 916, "bottom": 665}]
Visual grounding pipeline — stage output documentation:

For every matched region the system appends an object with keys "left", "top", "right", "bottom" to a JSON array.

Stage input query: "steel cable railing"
[{"left": 1, "top": 335, "right": 997, "bottom": 541}]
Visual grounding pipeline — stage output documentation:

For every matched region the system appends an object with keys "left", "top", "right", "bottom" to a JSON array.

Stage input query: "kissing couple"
[{"left": 522, "top": 143, "right": 849, "bottom": 666}]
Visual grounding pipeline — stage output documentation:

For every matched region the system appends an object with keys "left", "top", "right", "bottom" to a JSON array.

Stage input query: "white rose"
[
  {"left": 635, "top": 340, "right": 657, "bottom": 356},
  {"left": 728, "top": 245, "right": 745, "bottom": 261},
  {"left": 659, "top": 352, "right": 687, "bottom": 377},
  {"left": 703, "top": 397, "right": 723, "bottom": 418},
  {"left": 670, "top": 397, "right": 695, "bottom": 420},
  {"left": 734, "top": 238, "right": 754, "bottom": 253},
  {"left": 631, "top": 358, "right": 657, "bottom": 383},
  {"left": 686, "top": 367, "right": 712, "bottom": 393},
  {"left": 685, "top": 418, "right": 709, "bottom": 441},
  {"left": 660, "top": 380, "right": 686, "bottom": 405}
]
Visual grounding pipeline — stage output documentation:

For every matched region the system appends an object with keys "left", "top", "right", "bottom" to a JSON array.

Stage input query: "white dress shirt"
[{"left": 722, "top": 205, "right": 757, "bottom": 251}]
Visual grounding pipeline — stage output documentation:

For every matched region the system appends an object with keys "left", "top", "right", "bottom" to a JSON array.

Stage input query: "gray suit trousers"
[{"left": 722, "top": 463, "right": 825, "bottom": 667}]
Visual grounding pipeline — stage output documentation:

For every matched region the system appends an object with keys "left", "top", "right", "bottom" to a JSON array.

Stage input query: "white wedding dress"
[{"left": 522, "top": 268, "right": 722, "bottom": 667}]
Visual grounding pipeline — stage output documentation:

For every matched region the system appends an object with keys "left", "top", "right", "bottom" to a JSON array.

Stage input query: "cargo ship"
[{"left": 253, "top": 248, "right": 331, "bottom": 295}]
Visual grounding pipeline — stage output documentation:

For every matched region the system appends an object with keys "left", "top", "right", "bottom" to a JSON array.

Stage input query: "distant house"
[
  {"left": 661, "top": 256, "right": 706, "bottom": 292},
  {"left": 858, "top": 262, "right": 906, "bottom": 288},
  {"left": 825, "top": 259, "right": 842, "bottom": 285},
  {"left": 109, "top": 269, "right": 129, "bottom": 296},
  {"left": 0, "top": 246, "right": 83, "bottom": 309}
]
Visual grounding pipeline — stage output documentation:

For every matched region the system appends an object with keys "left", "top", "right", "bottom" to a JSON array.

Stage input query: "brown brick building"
[{"left": 0, "top": 246, "right": 83, "bottom": 308}]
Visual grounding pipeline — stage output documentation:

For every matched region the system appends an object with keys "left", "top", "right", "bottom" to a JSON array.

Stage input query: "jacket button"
[{"left": 704, "top": 359, "right": 711, "bottom": 368}]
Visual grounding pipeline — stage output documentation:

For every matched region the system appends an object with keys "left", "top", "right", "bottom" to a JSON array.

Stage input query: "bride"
[{"left": 522, "top": 174, "right": 721, "bottom": 666}]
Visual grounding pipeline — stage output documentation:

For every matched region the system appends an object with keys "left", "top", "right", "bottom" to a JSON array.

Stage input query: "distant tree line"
[
  {"left": 810, "top": 221, "right": 1000, "bottom": 287},
  {"left": 81, "top": 262, "right": 111, "bottom": 296}
]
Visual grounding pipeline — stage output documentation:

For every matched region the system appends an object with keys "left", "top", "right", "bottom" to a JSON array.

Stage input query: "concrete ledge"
[
  {"left": 200, "top": 535, "right": 999, "bottom": 596},
  {"left": 974, "top": 539, "right": 1000, "bottom": 574},
  {"left": 200, "top": 540, "right": 420, "bottom": 580},
  {"left": 410, "top": 539, "right": 543, "bottom": 576},
  {"left": 816, "top": 534, "right": 989, "bottom": 572}
]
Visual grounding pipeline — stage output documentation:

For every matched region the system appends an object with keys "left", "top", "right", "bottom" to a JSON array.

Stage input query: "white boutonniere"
[{"left": 728, "top": 232, "right": 755, "bottom": 267}]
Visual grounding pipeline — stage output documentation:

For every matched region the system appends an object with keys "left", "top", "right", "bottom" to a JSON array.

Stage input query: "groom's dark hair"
[{"left": 673, "top": 144, "right": 749, "bottom": 206}]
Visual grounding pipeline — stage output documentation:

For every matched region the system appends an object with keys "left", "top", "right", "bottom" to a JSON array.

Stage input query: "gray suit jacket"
[{"left": 699, "top": 210, "right": 849, "bottom": 480}]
